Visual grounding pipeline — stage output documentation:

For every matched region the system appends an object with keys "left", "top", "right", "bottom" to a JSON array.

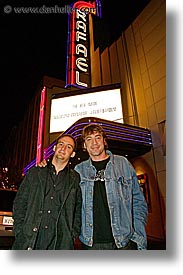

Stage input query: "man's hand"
[{"left": 37, "top": 159, "right": 47, "bottom": 167}]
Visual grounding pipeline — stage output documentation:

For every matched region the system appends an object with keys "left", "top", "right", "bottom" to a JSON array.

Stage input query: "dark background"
[{"left": 0, "top": 0, "right": 150, "bottom": 163}]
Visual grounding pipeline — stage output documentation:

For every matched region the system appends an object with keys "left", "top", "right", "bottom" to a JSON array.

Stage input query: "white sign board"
[{"left": 50, "top": 88, "right": 123, "bottom": 133}]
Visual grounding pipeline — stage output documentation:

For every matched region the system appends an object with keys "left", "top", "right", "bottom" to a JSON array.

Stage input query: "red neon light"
[
  {"left": 71, "top": 11, "right": 76, "bottom": 84},
  {"left": 72, "top": 1, "right": 96, "bottom": 14},
  {"left": 36, "top": 86, "right": 46, "bottom": 165}
]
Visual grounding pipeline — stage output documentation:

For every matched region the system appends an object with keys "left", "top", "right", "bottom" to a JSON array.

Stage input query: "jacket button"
[{"left": 33, "top": 227, "right": 38, "bottom": 232}]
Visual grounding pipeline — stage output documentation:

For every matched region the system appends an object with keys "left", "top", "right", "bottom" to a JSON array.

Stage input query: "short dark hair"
[
  {"left": 56, "top": 134, "right": 77, "bottom": 151},
  {"left": 82, "top": 124, "right": 108, "bottom": 149}
]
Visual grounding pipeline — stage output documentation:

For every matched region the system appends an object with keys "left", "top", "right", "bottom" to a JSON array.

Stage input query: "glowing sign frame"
[
  {"left": 49, "top": 87, "right": 124, "bottom": 133},
  {"left": 36, "top": 86, "right": 46, "bottom": 165},
  {"left": 66, "top": 1, "right": 101, "bottom": 88}
]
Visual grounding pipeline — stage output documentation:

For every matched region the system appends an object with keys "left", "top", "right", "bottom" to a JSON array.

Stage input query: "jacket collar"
[
  {"left": 37, "top": 164, "right": 75, "bottom": 208},
  {"left": 87, "top": 150, "right": 113, "bottom": 167}
]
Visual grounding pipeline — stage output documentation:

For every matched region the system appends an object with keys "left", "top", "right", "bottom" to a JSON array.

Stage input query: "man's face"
[
  {"left": 54, "top": 136, "right": 75, "bottom": 161},
  {"left": 84, "top": 131, "right": 106, "bottom": 159}
]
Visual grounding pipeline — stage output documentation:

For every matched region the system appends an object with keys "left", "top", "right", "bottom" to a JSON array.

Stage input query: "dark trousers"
[{"left": 82, "top": 240, "right": 137, "bottom": 250}]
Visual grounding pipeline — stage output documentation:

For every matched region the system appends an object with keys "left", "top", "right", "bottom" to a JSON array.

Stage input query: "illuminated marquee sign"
[
  {"left": 50, "top": 87, "right": 123, "bottom": 133},
  {"left": 66, "top": 1, "right": 101, "bottom": 88}
]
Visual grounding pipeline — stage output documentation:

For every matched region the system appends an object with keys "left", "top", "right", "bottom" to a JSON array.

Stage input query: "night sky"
[{"left": 0, "top": 0, "right": 150, "bottom": 162}]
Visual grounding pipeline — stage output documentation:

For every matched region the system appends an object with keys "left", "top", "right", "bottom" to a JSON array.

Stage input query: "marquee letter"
[
  {"left": 76, "top": 57, "right": 88, "bottom": 72},
  {"left": 76, "top": 71, "right": 87, "bottom": 87},
  {"left": 76, "top": 44, "right": 87, "bottom": 57}
]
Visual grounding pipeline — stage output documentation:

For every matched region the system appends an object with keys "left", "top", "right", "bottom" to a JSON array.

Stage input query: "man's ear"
[
  {"left": 53, "top": 145, "right": 56, "bottom": 151},
  {"left": 82, "top": 142, "right": 87, "bottom": 151},
  {"left": 70, "top": 151, "right": 76, "bottom": 158}
]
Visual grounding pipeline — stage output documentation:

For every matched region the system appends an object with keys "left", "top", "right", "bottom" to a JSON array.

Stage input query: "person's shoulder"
[
  {"left": 112, "top": 154, "right": 133, "bottom": 167},
  {"left": 26, "top": 166, "right": 37, "bottom": 173},
  {"left": 75, "top": 159, "right": 89, "bottom": 168},
  {"left": 26, "top": 165, "right": 46, "bottom": 175},
  {"left": 70, "top": 167, "right": 81, "bottom": 180},
  {"left": 107, "top": 150, "right": 127, "bottom": 161},
  {"left": 113, "top": 154, "right": 128, "bottom": 162},
  {"left": 70, "top": 167, "right": 79, "bottom": 174}
]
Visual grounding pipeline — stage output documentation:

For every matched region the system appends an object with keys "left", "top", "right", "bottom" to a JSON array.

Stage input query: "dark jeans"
[{"left": 82, "top": 240, "right": 137, "bottom": 250}]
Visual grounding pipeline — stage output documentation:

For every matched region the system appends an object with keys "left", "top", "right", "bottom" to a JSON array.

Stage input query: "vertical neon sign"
[
  {"left": 36, "top": 86, "right": 46, "bottom": 165},
  {"left": 66, "top": 1, "right": 102, "bottom": 89}
]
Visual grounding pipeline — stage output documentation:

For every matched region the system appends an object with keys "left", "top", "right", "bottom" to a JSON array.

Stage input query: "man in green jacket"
[{"left": 12, "top": 134, "right": 82, "bottom": 250}]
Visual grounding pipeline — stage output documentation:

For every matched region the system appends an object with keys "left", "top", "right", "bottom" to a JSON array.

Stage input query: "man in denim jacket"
[{"left": 74, "top": 123, "right": 148, "bottom": 250}]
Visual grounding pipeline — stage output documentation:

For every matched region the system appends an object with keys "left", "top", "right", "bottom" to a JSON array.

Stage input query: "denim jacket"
[{"left": 74, "top": 150, "right": 148, "bottom": 250}]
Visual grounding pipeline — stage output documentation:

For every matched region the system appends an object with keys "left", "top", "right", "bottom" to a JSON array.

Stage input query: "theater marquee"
[{"left": 50, "top": 87, "right": 123, "bottom": 133}]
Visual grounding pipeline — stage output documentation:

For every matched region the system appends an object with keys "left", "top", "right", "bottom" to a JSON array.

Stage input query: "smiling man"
[
  {"left": 74, "top": 124, "right": 148, "bottom": 250},
  {"left": 12, "top": 134, "right": 82, "bottom": 250}
]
